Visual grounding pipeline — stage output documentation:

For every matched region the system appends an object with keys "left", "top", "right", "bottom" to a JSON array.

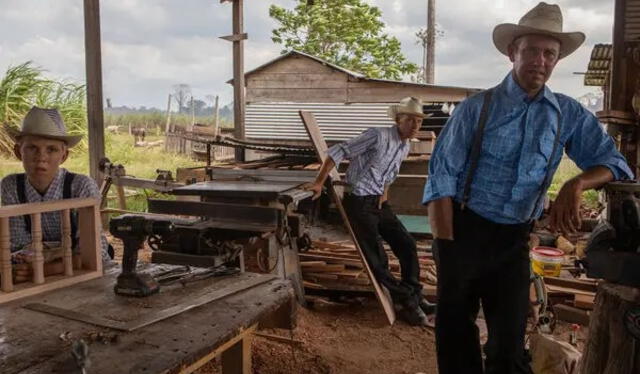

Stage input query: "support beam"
[
  {"left": 232, "top": 0, "right": 246, "bottom": 161},
  {"left": 426, "top": 0, "right": 435, "bottom": 84},
  {"left": 610, "top": 0, "right": 627, "bottom": 111},
  {"left": 83, "top": 0, "right": 105, "bottom": 182}
]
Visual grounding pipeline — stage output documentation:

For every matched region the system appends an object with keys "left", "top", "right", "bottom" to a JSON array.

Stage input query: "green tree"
[{"left": 270, "top": 0, "right": 417, "bottom": 80}]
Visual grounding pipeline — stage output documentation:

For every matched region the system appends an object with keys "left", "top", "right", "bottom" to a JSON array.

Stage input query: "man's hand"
[
  {"left": 303, "top": 182, "right": 324, "bottom": 200},
  {"left": 378, "top": 186, "right": 389, "bottom": 209},
  {"left": 428, "top": 197, "right": 454, "bottom": 240},
  {"left": 549, "top": 178, "right": 583, "bottom": 235}
]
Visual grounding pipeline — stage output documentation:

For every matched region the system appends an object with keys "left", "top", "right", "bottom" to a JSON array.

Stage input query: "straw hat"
[
  {"left": 493, "top": 2, "right": 585, "bottom": 59},
  {"left": 387, "top": 97, "right": 431, "bottom": 121},
  {"left": 14, "top": 107, "right": 82, "bottom": 147}
]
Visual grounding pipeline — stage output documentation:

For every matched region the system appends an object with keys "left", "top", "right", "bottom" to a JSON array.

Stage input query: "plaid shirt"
[
  {"left": 423, "top": 72, "right": 634, "bottom": 224},
  {"left": 0, "top": 168, "right": 109, "bottom": 258},
  {"left": 327, "top": 126, "right": 410, "bottom": 196}
]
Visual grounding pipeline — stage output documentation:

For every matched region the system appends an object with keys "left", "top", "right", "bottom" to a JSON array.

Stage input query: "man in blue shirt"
[
  {"left": 422, "top": 3, "right": 633, "bottom": 374},
  {"left": 306, "top": 97, "right": 435, "bottom": 326}
]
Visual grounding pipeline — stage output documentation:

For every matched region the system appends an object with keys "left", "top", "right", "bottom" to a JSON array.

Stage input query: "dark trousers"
[
  {"left": 344, "top": 194, "right": 422, "bottom": 306},
  {"left": 433, "top": 204, "right": 533, "bottom": 374}
]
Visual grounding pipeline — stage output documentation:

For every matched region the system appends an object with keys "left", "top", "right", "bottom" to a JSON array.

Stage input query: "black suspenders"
[
  {"left": 15, "top": 172, "right": 78, "bottom": 244},
  {"left": 460, "top": 89, "right": 562, "bottom": 221}
]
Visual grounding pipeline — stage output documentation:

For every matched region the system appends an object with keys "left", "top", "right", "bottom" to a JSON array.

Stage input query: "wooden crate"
[{"left": 0, "top": 197, "right": 103, "bottom": 304}]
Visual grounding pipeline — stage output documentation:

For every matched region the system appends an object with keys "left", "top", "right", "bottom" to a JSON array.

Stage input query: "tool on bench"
[
  {"left": 585, "top": 181, "right": 640, "bottom": 287},
  {"left": 109, "top": 215, "right": 174, "bottom": 297}
]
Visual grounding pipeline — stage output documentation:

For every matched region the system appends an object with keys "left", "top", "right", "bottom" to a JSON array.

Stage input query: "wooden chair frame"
[{"left": 0, "top": 197, "right": 103, "bottom": 304}]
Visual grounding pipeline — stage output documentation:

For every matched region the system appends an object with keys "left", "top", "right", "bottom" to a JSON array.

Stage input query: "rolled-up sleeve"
[
  {"left": 422, "top": 100, "right": 476, "bottom": 204},
  {"left": 565, "top": 108, "right": 634, "bottom": 181},
  {"left": 327, "top": 128, "right": 379, "bottom": 165}
]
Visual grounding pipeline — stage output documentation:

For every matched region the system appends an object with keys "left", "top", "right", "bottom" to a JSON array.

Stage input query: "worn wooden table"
[{"left": 0, "top": 266, "right": 295, "bottom": 374}]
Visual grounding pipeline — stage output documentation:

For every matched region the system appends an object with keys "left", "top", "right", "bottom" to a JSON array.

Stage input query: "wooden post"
[
  {"left": 31, "top": 213, "right": 45, "bottom": 284},
  {"left": 221, "top": 332, "right": 252, "bottom": 374},
  {"left": 190, "top": 96, "right": 195, "bottom": 129},
  {"left": 214, "top": 95, "right": 220, "bottom": 136},
  {"left": 61, "top": 210, "right": 73, "bottom": 276},
  {"left": 78, "top": 205, "right": 102, "bottom": 272},
  {"left": 84, "top": 0, "right": 106, "bottom": 183},
  {"left": 0, "top": 217, "right": 12, "bottom": 292},
  {"left": 580, "top": 282, "right": 640, "bottom": 373},
  {"left": 426, "top": 0, "right": 435, "bottom": 84},
  {"left": 610, "top": 0, "right": 628, "bottom": 112},
  {"left": 232, "top": 0, "right": 246, "bottom": 162},
  {"left": 165, "top": 94, "right": 172, "bottom": 134}
]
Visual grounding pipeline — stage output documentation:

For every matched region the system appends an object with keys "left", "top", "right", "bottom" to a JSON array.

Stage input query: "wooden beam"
[
  {"left": 610, "top": 0, "right": 628, "bottom": 111},
  {"left": 220, "top": 33, "right": 248, "bottom": 42},
  {"left": 83, "top": 0, "right": 105, "bottom": 183},
  {"left": 231, "top": 0, "right": 246, "bottom": 161}
]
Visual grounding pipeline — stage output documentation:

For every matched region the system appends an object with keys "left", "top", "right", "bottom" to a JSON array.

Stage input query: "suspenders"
[
  {"left": 460, "top": 89, "right": 563, "bottom": 221},
  {"left": 16, "top": 172, "right": 78, "bottom": 246}
]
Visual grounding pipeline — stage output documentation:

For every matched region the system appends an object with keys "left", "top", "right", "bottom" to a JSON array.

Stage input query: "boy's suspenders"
[{"left": 15, "top": 172, "right": 78, "bottom": 244}]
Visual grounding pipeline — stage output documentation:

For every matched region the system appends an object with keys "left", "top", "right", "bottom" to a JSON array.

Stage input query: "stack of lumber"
[
  {"left": 545, "top": 276, "right": 597, "bottom": 326},
  {"left": 299, "top": 240, "right": 437, "bottom": 298}
]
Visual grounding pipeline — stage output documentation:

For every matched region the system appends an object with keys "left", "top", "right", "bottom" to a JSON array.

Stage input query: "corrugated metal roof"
[
  {"left": 584, "top": 44, "right": 611, "bottom": 86},
  {"left": 246, "top": 102, "right": 452, "bottom": 142}
]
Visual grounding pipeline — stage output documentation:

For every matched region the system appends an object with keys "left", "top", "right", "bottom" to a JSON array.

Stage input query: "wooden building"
[{"left": 231, "top": 50, "right": 479, "bottom": 146}]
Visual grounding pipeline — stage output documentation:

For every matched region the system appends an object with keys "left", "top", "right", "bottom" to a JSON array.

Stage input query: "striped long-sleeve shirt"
[{"left": 327, "top": 126, "right": 409, "bottom": 196}]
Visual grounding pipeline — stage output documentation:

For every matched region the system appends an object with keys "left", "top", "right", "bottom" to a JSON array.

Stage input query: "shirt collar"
[
  {"left": 393, "top": 126, "right": 409, "bottom": 146},
  {"left": 500, "top": 71, "right": 561, "bottom": 114},
  {"left": 26, "top": 168, "right": 64, "bottom": 199}
]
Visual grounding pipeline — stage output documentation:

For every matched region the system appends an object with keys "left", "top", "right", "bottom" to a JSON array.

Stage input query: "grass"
[
  {"left": 2, "top": 141, "right": 600, "bottom": 212},
  {"left": 1, "top": 133, "right": 200, "bottom": 212}
]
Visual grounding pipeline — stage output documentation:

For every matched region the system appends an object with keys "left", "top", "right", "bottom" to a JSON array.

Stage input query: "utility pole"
[{"left": 426, "top": 0, "right": 435, "bottom": 84}]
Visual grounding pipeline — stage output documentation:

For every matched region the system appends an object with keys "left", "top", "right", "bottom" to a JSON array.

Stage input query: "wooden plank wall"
[{"left": 245, "top": 55, "right": 475, "bottom": 104}]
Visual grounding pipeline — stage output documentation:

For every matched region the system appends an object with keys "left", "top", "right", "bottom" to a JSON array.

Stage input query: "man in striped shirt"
[{"left": 305, "top": 97, "right": 434, "bottom": 326}]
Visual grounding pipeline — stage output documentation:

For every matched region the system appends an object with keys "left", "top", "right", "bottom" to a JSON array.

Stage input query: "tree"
[
  {"left": 172, "top": 84, "right": 191, "bottom": 113},
  {"left": 269, "top": 0, "right": 417, "bottom": 80}
]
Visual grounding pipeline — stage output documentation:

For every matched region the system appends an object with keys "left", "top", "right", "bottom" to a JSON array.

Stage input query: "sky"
[{"left": 0, "top": 0, "right": 613, "bottom": 109}]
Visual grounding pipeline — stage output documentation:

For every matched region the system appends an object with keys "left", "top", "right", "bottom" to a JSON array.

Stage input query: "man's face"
[
  {"left": 396, "top": 114, "right": 423, "bottom": 139},
  {"left": 508, "top": 34, "right": 560, "bottom": 94},
  {"left": 14, "top": 136, "right": 68, "bottom": 184}
]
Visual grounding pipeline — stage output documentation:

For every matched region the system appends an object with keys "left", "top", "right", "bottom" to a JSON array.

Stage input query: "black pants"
[
  {"left": 344, "top": 194, "right": 422, "bottom": 306},
  {"left": 433, "top": 204, "right": 533, "bottom": 374}
]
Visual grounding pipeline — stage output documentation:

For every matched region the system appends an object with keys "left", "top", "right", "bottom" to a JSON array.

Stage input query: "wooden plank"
[
  {"left": 248, "top": 88, "right": 347, "bottom": 103},
  {"left": 574, "top": 294, "right": 596, "bottom": 310},
  {"left": 219, "top": 32, "right": 248, "bottom": 42},
  {"left": 0, "top": 197, "right": 99, "bottom": 218},
  {"left": 232, "top": 0, "right": 245, "bottom": 161},
  {"left": 544, "top": 276, "right": 598, "bottom": 293},
  {"left": 0, "top": 270, "right": 102, "bottom": 304},
  {"left": 299, "top": 110, "right": 396, "bottom": 325},
  {"left": 247, "top": 73, "right": 347, "bottom": 89},
  {"left": 257, "top": 56, "right": 336, "bottom": 74},
  {"left": 83, "top": 0, "right": 105, "bottom": 182},
  {"left": 0, "top": 217, "right": 12, "bottom": 292},
  {"left": 553, "top": 304, "right": 591, "bottom": 326},
  {"left": 78, "top": 205, "right": 101, "bottom": 272},
  {"left": 346, "top": 84, "right": 472, "bottom": 103},
  {"left": 24, "top": 274, "right": 277, "bottom": 332}
]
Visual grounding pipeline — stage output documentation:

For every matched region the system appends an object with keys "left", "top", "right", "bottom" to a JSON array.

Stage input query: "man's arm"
[
  {"left": 304, "top": 157, "right": 335, "bottom": 200},
  {"left": 555, "top": 104, "right": 635, "bottom": 234},
  {"left": 422, "top": 99, "right": 476, "bottom": 240},
  {"left": 550, "top": 166, "right": 613, "bottom": 234}
]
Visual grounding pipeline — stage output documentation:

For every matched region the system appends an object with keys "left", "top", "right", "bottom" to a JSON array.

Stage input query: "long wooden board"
[{"left": 299, "top": 110, "right": 396, "bottom": 324}]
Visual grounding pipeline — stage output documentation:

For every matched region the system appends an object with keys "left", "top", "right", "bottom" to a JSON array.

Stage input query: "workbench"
[{"left": 0, "top": 266, "right": 295, "bottom": 374}]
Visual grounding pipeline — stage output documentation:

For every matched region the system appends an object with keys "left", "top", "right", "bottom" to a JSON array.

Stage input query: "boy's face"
[{"left": 14, "top": 136, "right": 69, "bottom": 185}]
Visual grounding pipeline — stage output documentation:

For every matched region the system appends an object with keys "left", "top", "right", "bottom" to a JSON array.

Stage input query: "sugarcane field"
[{"left": 0, "top": 1, "right": 639, "bottom": 373}]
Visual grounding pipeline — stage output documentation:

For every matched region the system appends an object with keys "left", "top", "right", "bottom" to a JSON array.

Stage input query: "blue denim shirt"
[{"left": 423, "top": 72, "right": 634, "bottom": 224}]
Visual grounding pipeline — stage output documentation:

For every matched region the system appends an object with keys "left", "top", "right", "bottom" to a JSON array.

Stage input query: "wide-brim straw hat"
[
  {"left": 14, "top": 107, "right": 82, "bottom": 147},
  {"left": 387, "top": 97, "right": 431, "bottom": 121},
  {"left": 493, "top": 2, "right": 585, "bottom": 59}
]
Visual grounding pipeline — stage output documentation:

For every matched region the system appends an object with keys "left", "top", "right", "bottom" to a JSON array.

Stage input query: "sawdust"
[{"left": 197, "top": 298, "right": 439, "bottom": 374}]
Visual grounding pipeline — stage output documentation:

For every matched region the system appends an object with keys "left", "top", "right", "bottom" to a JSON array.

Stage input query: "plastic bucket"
[{"left": 531, "top": 246, "right": 564, "bottom": 277}]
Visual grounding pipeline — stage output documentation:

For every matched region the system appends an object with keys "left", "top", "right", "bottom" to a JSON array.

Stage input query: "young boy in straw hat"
[
  {"left": 305, "top": 97, "right": 436, "bottom": 326},
  {"left": 423, "top": 2, "right": 632, "bottom": 373},
  {"left": 1, "top": 107, "right": 112, "bottom": 275}
]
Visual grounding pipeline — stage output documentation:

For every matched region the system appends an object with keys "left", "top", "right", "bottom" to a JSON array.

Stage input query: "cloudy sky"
[{"left": 0, "top": 0, "right": 612, "bottom": 109}]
